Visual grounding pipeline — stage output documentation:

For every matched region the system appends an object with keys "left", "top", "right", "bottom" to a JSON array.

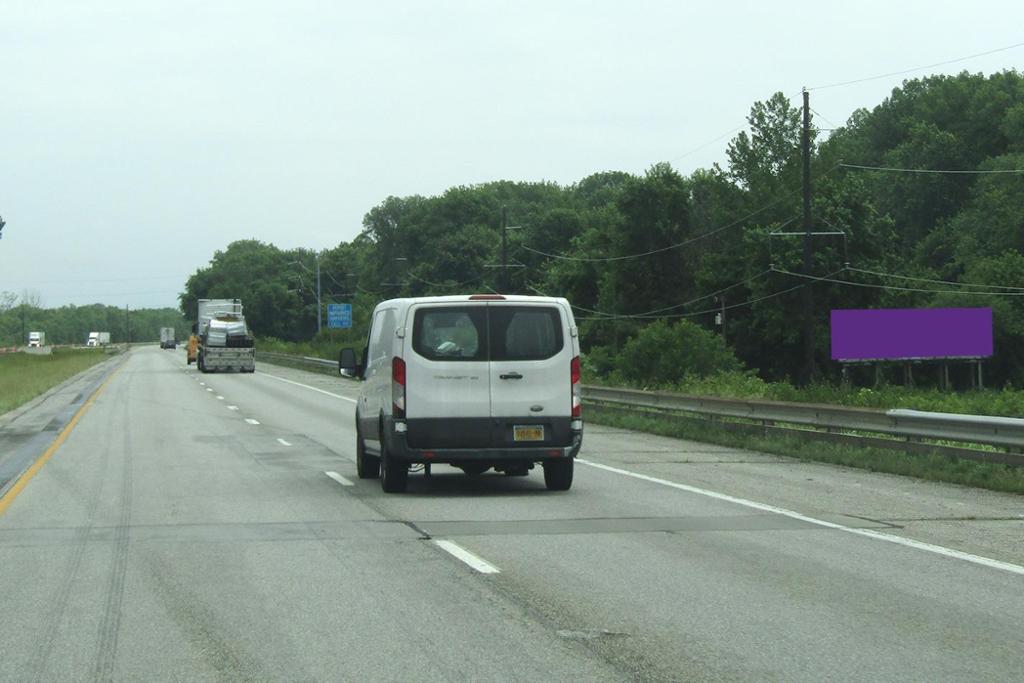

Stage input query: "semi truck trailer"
[{"left": 160, "top": 327, "right": 177, "bottom": 349}]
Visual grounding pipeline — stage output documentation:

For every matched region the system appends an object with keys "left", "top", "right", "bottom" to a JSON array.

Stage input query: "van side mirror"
[{"left": 339, "top": 347, "right": 360, "bottom": 378}]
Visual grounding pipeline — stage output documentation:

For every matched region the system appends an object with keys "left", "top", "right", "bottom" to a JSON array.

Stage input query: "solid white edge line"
[
  {"left": 277, "top": 438, "right": 292, "bottom": 447},
  {"left": 324, "top": 471, "right": 354, "bottom": 486},
  {"left": 260, "top": 371, "right": 358, "bottom": 403},
  {"left": 245, "top": 418, "right": 260, "bottom": 425},
  {"left": 577, "top": 458, "right": 1024, "bottom": 577},
  {"left": 433, "top": 539, "right": 501, "bottom": 574}
]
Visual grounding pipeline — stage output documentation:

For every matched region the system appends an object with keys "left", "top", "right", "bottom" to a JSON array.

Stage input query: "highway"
[{"left": 0, "top": 346, "right": 1022, "bottom": 681}]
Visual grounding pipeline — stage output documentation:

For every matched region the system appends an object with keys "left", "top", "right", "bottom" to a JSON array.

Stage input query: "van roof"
[{"left": 373, "top": 294, "right": 571, "bottom": 308}]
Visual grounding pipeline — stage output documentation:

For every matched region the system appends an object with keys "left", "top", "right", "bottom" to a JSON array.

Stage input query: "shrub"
[{"left": 618, "top": 319, "right": 742, "bottom": 386}]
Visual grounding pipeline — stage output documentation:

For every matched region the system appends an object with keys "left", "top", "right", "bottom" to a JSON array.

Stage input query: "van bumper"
[{"left": 382, "top": 417, "right": 582, "bottom": 464}]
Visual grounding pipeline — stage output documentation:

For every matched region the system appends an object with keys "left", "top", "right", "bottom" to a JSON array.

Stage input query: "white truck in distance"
[
  {"left": 159, "top": 327, "right": 177, "bottom": 349},
  {"left": 28, "top": 331, "right": 45, "bottom": 348},
  {"left": 87, "top": 332, "right": 111, "bottom": 347},
  {"left": 196, "top": 299, "right": 255, "bottom": 373}
]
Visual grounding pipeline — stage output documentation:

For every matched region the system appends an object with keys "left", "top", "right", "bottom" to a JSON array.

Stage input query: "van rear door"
[
  {"left": 404, "top": 304, "right": 492, "bottom": 448},
  {"left": 488, "top": 303, "right": 574, "bottom": 448}
]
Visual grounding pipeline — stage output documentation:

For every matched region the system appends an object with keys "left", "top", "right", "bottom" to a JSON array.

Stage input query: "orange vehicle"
[{"left": 186, "top": 334, "right": 199, "bottom": 364}]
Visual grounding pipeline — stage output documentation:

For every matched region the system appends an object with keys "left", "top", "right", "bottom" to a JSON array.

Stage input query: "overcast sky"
[{"left": 1, "top": 0, "right": 1021, "bottom": 309}]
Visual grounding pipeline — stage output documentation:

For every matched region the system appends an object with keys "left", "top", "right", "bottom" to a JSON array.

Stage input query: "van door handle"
[{"left": 499, "top": 372, "right": 523, "bottom": 380}]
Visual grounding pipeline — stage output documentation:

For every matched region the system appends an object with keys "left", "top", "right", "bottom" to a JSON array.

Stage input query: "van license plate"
[{"left": 513, "top": 426, "right": 544, "bottom": 442}]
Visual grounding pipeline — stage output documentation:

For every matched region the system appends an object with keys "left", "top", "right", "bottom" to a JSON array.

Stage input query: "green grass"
[
  {"left": 0, "top": 349, "right": 110, "bottom": 415},
  {"left": 584, "top": 369, "right": 1024, "bottom": 418},
  {"left": 258, "top": 337, "right": 340, "bottom": 361},
  {"left": 586, "top": 403, "right": 1024, "bottom": 495}
]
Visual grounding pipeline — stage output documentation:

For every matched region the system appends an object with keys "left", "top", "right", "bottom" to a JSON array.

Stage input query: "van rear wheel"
[
  {"left": 380, "top": 445, "right": 408, "bottom": 493},
  {"left": 543, "top": 458, "right": 573, "bottom": 491}
]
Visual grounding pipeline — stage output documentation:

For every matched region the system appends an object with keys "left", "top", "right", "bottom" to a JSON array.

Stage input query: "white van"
[{"left": 339, "top": 294, "right": 583, "bottom": 493}]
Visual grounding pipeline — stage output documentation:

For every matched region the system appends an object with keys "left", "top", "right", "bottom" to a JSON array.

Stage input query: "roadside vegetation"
[{"left": 0, "top": 348, "right": 110, "bottom": 415}]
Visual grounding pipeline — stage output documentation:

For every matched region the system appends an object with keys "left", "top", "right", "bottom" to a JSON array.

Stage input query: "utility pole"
[
  {"left": 500, "top": 205, "right": 509, "bottom": 292},
  {"left": 799, "top": 88, "right": 817, "bottom": 386},
  {"left": 716, "top": 296, "right": 726, "bottom": 345},
  {"left": 315, "top": 253, "right": 322, "bottom": 334},
  {"left": 125, "top": 305, "right": 130, "bottom": 344}
]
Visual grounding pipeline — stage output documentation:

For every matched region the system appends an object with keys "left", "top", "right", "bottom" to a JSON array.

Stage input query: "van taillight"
[
  {"left": 570, "top": 355, "right": 581, "bottom": 418},
  {"left": 392, "top": 356, "right": 406, "bottom": 418}
]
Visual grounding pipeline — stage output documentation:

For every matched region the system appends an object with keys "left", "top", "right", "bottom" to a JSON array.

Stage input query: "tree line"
[
  {"left": 179, "top": 71, "right": 1024, "bottom": 386},
  {"left": 0, "top": 292, "right": 188, "bottom": 346}
]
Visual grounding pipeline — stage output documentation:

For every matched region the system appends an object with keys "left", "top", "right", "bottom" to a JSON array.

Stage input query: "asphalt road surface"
[{"left": 0, "top": 347, "right": 1022, "bottom": 681}]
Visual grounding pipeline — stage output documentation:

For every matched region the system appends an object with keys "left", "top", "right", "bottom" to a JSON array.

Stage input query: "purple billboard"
[{"left": 831, "top": 308, "right": 993, "bottom": 361}]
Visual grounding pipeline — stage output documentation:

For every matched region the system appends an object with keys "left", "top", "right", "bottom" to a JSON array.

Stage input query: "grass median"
[
  {"left": 586, "top": 403, "right": 1024, "bottom": 496},
  {"left": 0, "top": 349, "right": 111, "bottom": 415}
]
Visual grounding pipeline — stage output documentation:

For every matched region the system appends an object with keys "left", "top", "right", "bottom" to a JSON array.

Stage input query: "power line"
[
  {"left": 569, "top": 268, "right": 848, "bottom": 322},
  {"left": 566, "top": 269, "right": 775, "bottom": 320},
  {"left": 808, "top": 41, "right": 1024, "bottom": 91},
  {"left": 776, "top": 267, "right": 1024, "bottom": 296},
  {"left": 322, "top": 270, "right": 349, "bottom": 291},
  {"left": 808, "top": 106, "right": 841, "bottom": 130},
  {"left": 847, "top": 266, "right": 1024, "bottom": 292},
  {"left": 668, "top": 123, "right": 747, "bottom": 163},
  {"left": 408, "top": 272, "right": 486, "bottom": 289},
  {"left": 521, "top": 192, "right": 808, "bottom": 263},
  {"left": 840, "top": 163, "right": 1024, "bottom": 174}
]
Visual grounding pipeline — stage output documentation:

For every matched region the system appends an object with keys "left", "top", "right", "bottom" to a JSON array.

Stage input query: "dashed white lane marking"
[
  {"left": 199, "top": 382, "right": 205, "bottom": 386},
  {"left": 577, "top": 459, "right": 1024, "bottom": 577},
  {"left": 216, "top": 396, "right": 224, "bottom": 400},
  {"left": 259, "top": 372, "right": 358, "bottom": 404},
  {"left": 432, "top": 540, "right": 501, "bottom": 574},
  {"left": 277, "top": 438, "right": 292, "bottom": 447},
  {"left": 206, "top": 388, "right": 213, "bottom": 392},
  {"left": 245, "top": 418, "right": 260, "bottom": 425},
  {"left": 324, "top": 471, "right": 354, "bottom": 486},
  {"left": 227, "top": 406, "right": 239, "bottom": 411}
]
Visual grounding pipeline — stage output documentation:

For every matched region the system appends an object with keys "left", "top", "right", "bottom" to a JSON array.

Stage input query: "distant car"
[{"left": 339, "top": 294, "right": 583, "bottom": 493}]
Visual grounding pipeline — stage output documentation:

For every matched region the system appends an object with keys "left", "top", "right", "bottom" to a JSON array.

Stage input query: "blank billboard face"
[{"left": 830, "top": 308, "right": 993, "bottom": 361}]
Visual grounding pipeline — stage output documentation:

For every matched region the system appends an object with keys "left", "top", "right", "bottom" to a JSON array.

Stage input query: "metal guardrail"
[
  {"left": 256, "top": 351, "right": 338, "bottom": 371},
  {"left": 247, "top": 352, "right": 1024, "bottom": 465},
  {"left": 583, "top": 385, "right": 1024, "bottom": 465}
]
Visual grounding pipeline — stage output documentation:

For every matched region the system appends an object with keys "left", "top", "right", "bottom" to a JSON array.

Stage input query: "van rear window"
[
  {"left": 412, "top": 307, "right": 487, "bottom": 361},
  {"left": 489, "top": 307, "right": 563, "bottom": 361},
  {"left": 412, "top": 305, "right": 564, "bottom": 362}
]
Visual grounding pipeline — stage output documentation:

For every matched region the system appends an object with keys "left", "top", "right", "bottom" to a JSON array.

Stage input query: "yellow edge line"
[{"left": 0, "top": 364, "right": 123, "bottom": 516}]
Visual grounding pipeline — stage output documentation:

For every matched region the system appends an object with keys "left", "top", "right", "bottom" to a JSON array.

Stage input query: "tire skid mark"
[
  {"left": 25, "top": 413, "right": 114, "bottom": 682},
  {"left": 140, "top": 556, "right": 280, "bottom": 680},
  {"left": 92, "top": 371, "right": 134, "bottom": 682}
]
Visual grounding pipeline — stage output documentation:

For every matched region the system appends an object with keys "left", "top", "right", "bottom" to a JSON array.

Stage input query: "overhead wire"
[
  {"left": 518, "top": 169, "right": 840, "bottom": 263},
  {"left": 667, "top": 123, "right": 747, "bottom": 163},
  {"left": 573, "top": 266, "right": 851, "bottom": 323},
  {"left": 845, "top": 266, "right": 1024, "bottom": 292},
  {"left": 408, "top": 271, "right": 486, "bottom": 289},
  {"left": 775, "top": 267, "right": 1024, "bottom": 296},
  {"left": 563, "top": 269, "right": 775, "bottom": 320},
  {"left": 807, "top": 41, "right": 1024, "bottom": 91},
  {"left": 840, "top": 163, "right": 1024, "bottom": 174}
]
